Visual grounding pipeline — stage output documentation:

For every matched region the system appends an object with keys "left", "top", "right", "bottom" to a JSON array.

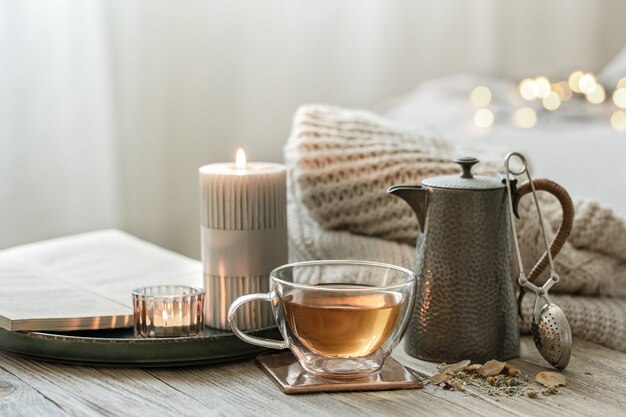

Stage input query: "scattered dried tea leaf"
[
  {"left": 432, "top": 358, "right": 553, "bottom": 400},
  {"left": 450, "top": 380, "right": 464, "bottom": 392},
  {"left": 504, "top": 364, "right": 520, "bottom": 376},
  {"left": 479, "top": 359, "right": 506, "bottom": 377},
  {"left": 536, "top": 371, "right": 566, "bottom": 387},
  {"left": 547, "top": 386, "right": 559, "bottom": 394},
  {"left": 466, "top": 364, "right": 482, "bottom": 373},
  {"left": 431, "top": 372, "right": 453, "bottom": 385},
  {"left": 440, "top": 359, "right": 471, "bottom": 373}
]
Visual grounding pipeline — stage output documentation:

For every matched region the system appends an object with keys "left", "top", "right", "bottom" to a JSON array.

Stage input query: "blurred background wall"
[{"left": 2, "top": 0, "right": 626, "bottom": 258}]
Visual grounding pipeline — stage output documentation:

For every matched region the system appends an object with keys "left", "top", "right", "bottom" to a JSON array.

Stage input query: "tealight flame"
[
  {"left": 235, "top": 148, "right": 247, "bottom": 169},
  {"left": 162, "top": 310, "right": 168, "bottom": 326}
]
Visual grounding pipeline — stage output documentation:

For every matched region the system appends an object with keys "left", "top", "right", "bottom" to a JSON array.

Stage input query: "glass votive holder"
[{"left": 132, "top": 285, "right": 205, "bottom": 338}]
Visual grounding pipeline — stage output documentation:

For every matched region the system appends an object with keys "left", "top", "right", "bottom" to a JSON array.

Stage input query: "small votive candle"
[{"left": 132, "top": 286, "right": 205, "bottom": 338}]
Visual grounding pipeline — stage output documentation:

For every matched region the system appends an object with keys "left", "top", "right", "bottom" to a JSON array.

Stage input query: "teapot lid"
[{"left": 421, "top": 157, "right": 504, "bottom": 190}]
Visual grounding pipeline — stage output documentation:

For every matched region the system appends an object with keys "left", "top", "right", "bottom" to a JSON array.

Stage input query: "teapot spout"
[{"left": 387, "top": 185, "right": 427, "bottom": 231}]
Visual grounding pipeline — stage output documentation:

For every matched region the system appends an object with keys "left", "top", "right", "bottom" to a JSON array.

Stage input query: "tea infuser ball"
[{"left": 504, "top": 152, "right": 572, "bottom": 370}]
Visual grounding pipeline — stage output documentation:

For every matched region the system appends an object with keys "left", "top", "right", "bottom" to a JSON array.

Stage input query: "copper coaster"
[{"left": 256, "top": 351, "right": 424, "bottom": 394}]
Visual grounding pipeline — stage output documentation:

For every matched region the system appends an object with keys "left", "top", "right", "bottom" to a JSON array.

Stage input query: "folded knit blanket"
[{"left": 285, "top": 104, "right": 626, "bottom": 352}]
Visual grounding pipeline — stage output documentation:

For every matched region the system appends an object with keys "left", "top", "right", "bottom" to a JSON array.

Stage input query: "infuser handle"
[{"left": 514, "top": 178, "right": 574, "bottom": 283}]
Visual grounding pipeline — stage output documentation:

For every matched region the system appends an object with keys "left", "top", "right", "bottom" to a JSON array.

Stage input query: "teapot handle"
[{"left": 514, "top": 179, "right": 575, "bottom": 309}]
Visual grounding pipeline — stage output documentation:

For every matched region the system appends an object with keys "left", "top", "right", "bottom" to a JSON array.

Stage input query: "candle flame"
[
  {"left": 235, "top": 148, "right": 247, "bottom": 169},
  {"left": 162, "top": 309, "right": 168, "bottom": 326}
]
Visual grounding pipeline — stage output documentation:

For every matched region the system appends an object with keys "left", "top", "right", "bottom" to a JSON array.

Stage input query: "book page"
[{"left": 0, "top": 229, "right": 203, "bottom": 331}]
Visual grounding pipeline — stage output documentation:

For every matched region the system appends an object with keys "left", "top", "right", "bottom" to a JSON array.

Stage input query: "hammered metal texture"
[
  {"left": 404, "top": 188, "right": 520, "bottom": 363},
  {"left": 421, "top": 175, "right": 504, "bottom": 190}
]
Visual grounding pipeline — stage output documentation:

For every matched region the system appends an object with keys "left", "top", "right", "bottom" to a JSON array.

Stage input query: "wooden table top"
[{"left": 0, "top": 336, "right": 624, "bottom": 416}]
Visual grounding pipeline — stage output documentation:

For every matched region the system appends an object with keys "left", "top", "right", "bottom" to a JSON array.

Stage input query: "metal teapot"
[{"left": 388, "top": 157, "right": 572, "bottom": 363}]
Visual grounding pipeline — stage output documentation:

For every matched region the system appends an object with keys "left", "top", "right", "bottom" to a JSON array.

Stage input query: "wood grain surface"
[{"left": 0, "top": 336, "right": 624, "bottom": 417}]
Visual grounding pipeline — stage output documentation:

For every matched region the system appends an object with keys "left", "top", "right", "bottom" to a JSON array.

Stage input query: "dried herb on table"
[
  {"left": 440, "top": 359, "right": 471, "bottom": 373},
  {"left": 431, "top": 372, "right": 453, "bottom": 385},
  {"left": 479, "top": 359, "right": 506, "bottom": 377},
  {"left": 536, "top": 371, "right": 566, "bottom": 388},
  {"left": 430, "top": 359, "right": 565, "bottom": 398}
]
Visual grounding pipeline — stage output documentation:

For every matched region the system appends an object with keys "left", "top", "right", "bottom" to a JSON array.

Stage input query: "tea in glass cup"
[{"left": 228, "top": 260, "right": 415, "bottom": 377}]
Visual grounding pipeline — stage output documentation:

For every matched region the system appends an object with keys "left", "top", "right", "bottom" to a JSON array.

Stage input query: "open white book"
[{"left": 0, "top": 230, "right": 202, "bottom": 332}]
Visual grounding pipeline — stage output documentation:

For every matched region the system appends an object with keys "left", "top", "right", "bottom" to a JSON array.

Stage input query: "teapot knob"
[{"left": 454, "top": 157, "right": 479, "bottom": 179}]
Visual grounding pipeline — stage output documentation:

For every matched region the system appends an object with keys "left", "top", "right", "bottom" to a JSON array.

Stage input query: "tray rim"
[
  {"left": 0, "top": 326, "right": 281, "bottom": 367},
  {"left": 22, "top": 325, "right": 277, "bottom": 344}
]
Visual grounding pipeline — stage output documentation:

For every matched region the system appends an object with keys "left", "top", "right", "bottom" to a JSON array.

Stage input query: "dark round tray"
[{"left": 0, "top": 326, "right": 280, "bottom": 367}]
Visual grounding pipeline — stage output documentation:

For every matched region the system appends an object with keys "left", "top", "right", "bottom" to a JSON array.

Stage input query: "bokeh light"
[
  {"left": 512, "top": 107, "right": 537, "bottom": 128},
  {"left": 542, "top": 92, "right": 561, "bottom": 110},
  {"left": 578, "top": 73, "right": 596, "bottom": 94},
  {"left": 533, "top": 77, "right": 551, "bottom": 99},
  {"left": 586, "top": 84, "right": 606, "bottom": 104},
  {"left": 618, "top": 77, "right": 626, "bottom": 89},
  {"left": 551, "top": 82, "right": 572, "bottom": 101},
  {"left": 613, "top": 88, "right": 626, "bottom": 109},
  {"left": 519, "top": 79, "right": 536, "bottom": 100},
  {"left": 471, "top": 86, "right": 492, "bottom": 107},
  {"left": 568, "top": 71, "right": 583, "bottom": 93},
  {"left": 474, "top": 109, "right": 494, "bottom": 128},
  {"left": 611, "top": 111, "right": 626, "bottom": 132}
]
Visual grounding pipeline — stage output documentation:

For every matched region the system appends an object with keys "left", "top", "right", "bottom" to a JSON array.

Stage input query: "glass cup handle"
[{"left": 227, "top": 292, "right": 289, "bottom": 350}]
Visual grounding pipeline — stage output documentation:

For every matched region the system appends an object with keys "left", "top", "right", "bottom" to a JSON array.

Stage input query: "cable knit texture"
[{"left": 286, "top": 104, "right": 626, "bottom": 352}]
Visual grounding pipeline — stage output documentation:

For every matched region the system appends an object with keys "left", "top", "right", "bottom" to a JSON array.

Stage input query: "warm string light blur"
[
  {"left": 473, "top": 71, "right": 626, "bottom": 132},
  {"left": 474, "top": 108, "right": 494, "bottom": 128},
  {"left": 533, "top": 77, "right": 551, "bottom": 99},
  {"left": 568, "top": 71, "right": 583, "bottom": 93},
  {"left": 551, "top": 82, "right": 572, "bottom": 101},
  {"left": 578, "top": 73, "right": 597, "bottom": 94},
  {"left": 512, "top": 107, "right": 537, "bottom": 128},
  {"left": 471, "top": 86, "right": 493, "bottom": 128},
  {"left": 542, "top": 92, "right": 561, "bottom": 111},
  {"left": 519, "top": 77, "right": 551, "bottom": 100},
  {"left": 471, "top": 86, "right": 492, "bottom": 107},
  {"left": 611, "top": 111, "right": 626, "bottom": 132},
  {"left": 614, "top": 88, "right": 626, "bottom": 109},
  {"left": 586, "top": 84, "right": 606, "bottom": 104}
]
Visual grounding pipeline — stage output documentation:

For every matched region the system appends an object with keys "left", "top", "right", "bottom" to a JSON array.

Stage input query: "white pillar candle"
[{"left": 199, "top": 149, "right": 287, "bottom": 330}]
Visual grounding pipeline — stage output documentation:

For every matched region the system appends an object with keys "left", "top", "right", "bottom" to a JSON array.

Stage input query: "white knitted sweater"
[{"left": 286, "top": 105, "right": 626, "bottom": 352}]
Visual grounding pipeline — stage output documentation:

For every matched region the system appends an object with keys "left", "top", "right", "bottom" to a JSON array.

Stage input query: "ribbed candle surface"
[
  {"left": 199, "top": 163, "right": 287, "bottom": 230},
  {"left": 199, "top": 161, "right": 287, "bottom": 330}
]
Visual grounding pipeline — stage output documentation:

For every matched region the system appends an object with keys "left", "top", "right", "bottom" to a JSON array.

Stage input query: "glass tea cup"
[{"left": 228, "top": 260, "right": 415, "bottom": 377}]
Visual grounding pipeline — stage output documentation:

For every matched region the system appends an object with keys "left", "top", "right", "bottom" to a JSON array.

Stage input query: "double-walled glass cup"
[{"left": 228, "top": 260, "right": 415, "bottom": 377}]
